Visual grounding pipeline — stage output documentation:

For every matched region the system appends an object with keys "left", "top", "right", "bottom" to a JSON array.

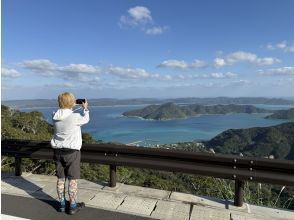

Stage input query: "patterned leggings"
[{"left": 57, "top": 178, "right": 78, "bottom": 204}]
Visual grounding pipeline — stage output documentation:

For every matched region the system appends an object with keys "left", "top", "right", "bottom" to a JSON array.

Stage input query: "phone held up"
[{"left": 76, "top": 99, "right": 86, "bottom": 105}]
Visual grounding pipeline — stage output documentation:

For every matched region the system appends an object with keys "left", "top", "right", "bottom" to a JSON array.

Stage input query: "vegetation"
[
  {"left": 1, "top": 105, "right": 293, "bottom": 210},
  {"left": 123, "top": 102, "right": 272, "bottom": 120},
  {"left": 1, "top": 105, "right": 53, "bottom": 140},
  {"left": 266, "top": 108, "right": 294, "bottom": 120},
  {"left": 203, "top": 122, "right": 294, "bottom": 160}
]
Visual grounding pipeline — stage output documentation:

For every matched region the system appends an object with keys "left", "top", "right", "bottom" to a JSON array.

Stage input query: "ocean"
[{"left": 19, "top": 104, "right": 293, "bottom": 146}]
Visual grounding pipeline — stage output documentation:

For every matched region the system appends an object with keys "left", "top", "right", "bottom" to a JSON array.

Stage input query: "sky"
[{"left": 1, "top": 0, "right": 294, "bottom": 100}]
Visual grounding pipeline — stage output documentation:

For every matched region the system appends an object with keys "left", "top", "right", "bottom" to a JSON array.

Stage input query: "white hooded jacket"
[{"left": 50, "top": 108, "right": 90, "bottom": 150}]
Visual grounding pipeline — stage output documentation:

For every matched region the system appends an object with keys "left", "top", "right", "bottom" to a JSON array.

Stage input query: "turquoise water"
[{"left": 21, "top": 105, "right": 291, "bottom": 145}]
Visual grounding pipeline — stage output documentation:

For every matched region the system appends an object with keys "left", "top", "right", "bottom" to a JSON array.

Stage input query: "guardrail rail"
[{"left": 2, "top": 139, "right": 294, "bottom": 207}]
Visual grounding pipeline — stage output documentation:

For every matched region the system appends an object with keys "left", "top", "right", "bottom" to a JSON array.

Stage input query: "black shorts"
[{"left": 54, "top": 149, "right": 81, "bottom": 179}]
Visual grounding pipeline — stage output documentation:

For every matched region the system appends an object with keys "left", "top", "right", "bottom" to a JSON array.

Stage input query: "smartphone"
[{"left": 76, "top": 99, "right": 86, "bottom": 104}]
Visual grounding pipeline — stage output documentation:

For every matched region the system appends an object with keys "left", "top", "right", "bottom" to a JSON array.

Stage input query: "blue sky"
[{"left": 2, "top": 0, "right": 294, "bottom": 100}]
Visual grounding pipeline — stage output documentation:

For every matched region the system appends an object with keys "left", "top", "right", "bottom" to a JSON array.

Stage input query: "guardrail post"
[
  {"left": 15, "top": 157, "right": 22, "bottom": 176},
  {"left": 109, "top": 165, "right": 117, "bottom": 187},
  {"left": 234, "top": 180, "right": 245, "bottom": 206}
]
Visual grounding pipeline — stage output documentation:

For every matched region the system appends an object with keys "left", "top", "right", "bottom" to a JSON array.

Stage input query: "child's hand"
[{"left": 82, "top": 100, "right": 88, "bottom": 109}]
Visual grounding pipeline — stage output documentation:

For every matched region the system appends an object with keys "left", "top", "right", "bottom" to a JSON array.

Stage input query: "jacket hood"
[{"left": 53, "top": 109, "right": 73, "bottom": 120}]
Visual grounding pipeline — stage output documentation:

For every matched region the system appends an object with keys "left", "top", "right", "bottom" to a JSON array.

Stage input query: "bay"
[{"left": 21, "top": 105, "right": 292, "bottom": 146}]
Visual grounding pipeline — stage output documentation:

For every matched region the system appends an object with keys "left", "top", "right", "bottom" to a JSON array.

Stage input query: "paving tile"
[
  {"left": 151, "top": 200, "right": 190, "bottom": 220},
  {"left": 78, "top": 179, "right": 104, "bottom": 190},
  {"left": 170, "top": 192, "right": 226, "bottom": 209},
  {"left": 87, "top": 191, "right": 126, "bottom": 210},
  {"left": 24, "top": 174, "right": 56, "bottom": 183},
  {"left": 230, "top": 212, "right": 268, "bottom": 220},
  {"left": 249, "top": 204, "right": 294, "bottom": 220},
  {"left": 118, "top": 184, "right": 170, "bottom": 200},
  {"left": 1, "top": 177, "right": 44, "bottom": 197},
  {"left": 227, "top": 200, "right": 249, "bottom": 213},
  {"left": 117, "top": 195, "right": 157, "bottom": 216},
  {"left": 102, "top": 182, "right": 123, "bottom": 192},
  {"left": 190, "top": 205, "right": 230, "bottom": 220},
  {"left": 30, "top": 181, "right": 57, "bottom": 200}
]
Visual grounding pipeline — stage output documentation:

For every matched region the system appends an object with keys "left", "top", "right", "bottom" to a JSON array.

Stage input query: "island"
[{"left": 122, "top": 102, "right": 272, "bottom": 120}]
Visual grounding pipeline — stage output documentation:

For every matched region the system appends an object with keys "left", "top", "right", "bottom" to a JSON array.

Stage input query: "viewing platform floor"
[{"left": 1, "top": 172, "right": 294, "bottom": 220}]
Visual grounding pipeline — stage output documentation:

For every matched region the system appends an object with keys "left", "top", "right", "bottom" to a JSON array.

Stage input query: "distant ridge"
[{"left": 3, "top": 97, "right": 294, "bottom": 108}]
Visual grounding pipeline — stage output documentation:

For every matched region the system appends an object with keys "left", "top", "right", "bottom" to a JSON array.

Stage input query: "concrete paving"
[
  {"left": 190, "top": 205, "right": 230, "bottom": 220},
  {"left": 87, "top": 191, "right": 126, "bottom": 210},
  {"left": 2, "top": 172, "right": 294, "bottom": 220},
  {"left": 151, "top": 200, "right": 190, "bottom": 220},
  {"left": 117, "top": 195, "right": 158, "bottom": 215}
]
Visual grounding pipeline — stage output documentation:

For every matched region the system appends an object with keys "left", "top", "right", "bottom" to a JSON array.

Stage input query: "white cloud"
[
  {"left": 20, "top": 59, "right": 102, "bottom": 85},
  {"left": 1, "top": 67, "right": 21, "bottom": 78},
  {"left": 158, "top": 60, "right": 188, "bottom": 70},
  {"left": 44, "top": 82, "right": 77, "bottom": 88},
  {"left": 152, "top": 74, "right": 173, "bottom": 81},
  {"left": 256, "top": 57, "right": 280, "bottom": 65},
  {"left": 107, "top": 66, "right": 150, "bottom": 79},
  {"left": 214, "top": 51, "right": 280, "bottom": 67},
  {"left": 286, "top": 46, "right": 294, "bottom": 52},
  {"left": 228, "top": 80, "right": 251, "bottom": 86},
  {"left": 266, "top": 41, "right": 294, "bottom": 53},
  {"left": 119, "top": 6, "right": 168, "bottom": 35},
  {"left": 107, "top": 66, "right": 175, "bottom": 81},
  {"left": 59, "top": 64, "right": 101, "bottom": 74},
  {"left": 258, "top": 67, "right": 294, "bottom": 76},
  {"left": 169, "top": 72, "right": 238, "bottom": 80},
  {"left": 145, "top": 26, "right": 168, "bottom": 35},
  {"left": 20, "top": 59, "right": 177, "bottom": 82},
  {"left": 158, "top": 59, "right": 208, "bottom": 70},
  {"left": 21, "top": 59, "right": 101, "bottom": 75},
  {"left": 129, "top": 6, "right": 152, "bottom": 23},
  {"left": 266, "top": 44, "right": 275, "bottom": 50},
  {"left": 276, "top": 41, "right": 287, "bottom": 49},
  {"left": 21, "top": 59, "right": 57, "bottom": 75},
  {"left": 214, "top": 58, "right": 226, "bottom": 68},
  {"left": 202, "top": 72, "right": 238, "bottom": 79},
  {"left": 190, "top": 59, "right": 208, "bottom": 68},
  {"left": 119, "top": 6, "right": 152, "bottom": 27}
]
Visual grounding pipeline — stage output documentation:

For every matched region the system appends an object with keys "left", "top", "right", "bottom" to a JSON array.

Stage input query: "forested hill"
[
  {"left": 204, "top": 122, "right": 294, "bottom": 160},
  {"left": 1, "top": 105, "right": 97, "bottom": 143},
  {"left": 1, "top": 105, "right": 53, "bottom": 140},
  {"left": 123, "top": 102, "right": 272, "bottom": 120},
  {"left": 265, "top": 108, "right": 294, "bottom": 120}
]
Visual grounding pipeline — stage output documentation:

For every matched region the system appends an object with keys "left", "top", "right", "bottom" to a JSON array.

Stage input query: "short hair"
[{"left": 58, "top": 92, "right": 76, "bottom": 109}]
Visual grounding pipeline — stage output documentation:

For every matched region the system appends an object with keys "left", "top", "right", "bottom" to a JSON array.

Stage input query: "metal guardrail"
[{"left": 2, "top": 139, "right": 294, "bottom": 207}]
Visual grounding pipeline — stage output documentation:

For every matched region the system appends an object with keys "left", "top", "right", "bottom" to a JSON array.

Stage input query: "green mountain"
[
  {"left": 123, "top": 103, "right": 272, "bottom": 120},
  {"left": 1, "top": 105, "right": 97, "bottom": 143},
  {"left": 204, "top": 122, "right": 294, "bottom": 160},
  {"left": 265, "top": 108, "right": 294, "bottom": 120},
  {"left": 1, "top": 105, "right": 53, "bottom": 140}
]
